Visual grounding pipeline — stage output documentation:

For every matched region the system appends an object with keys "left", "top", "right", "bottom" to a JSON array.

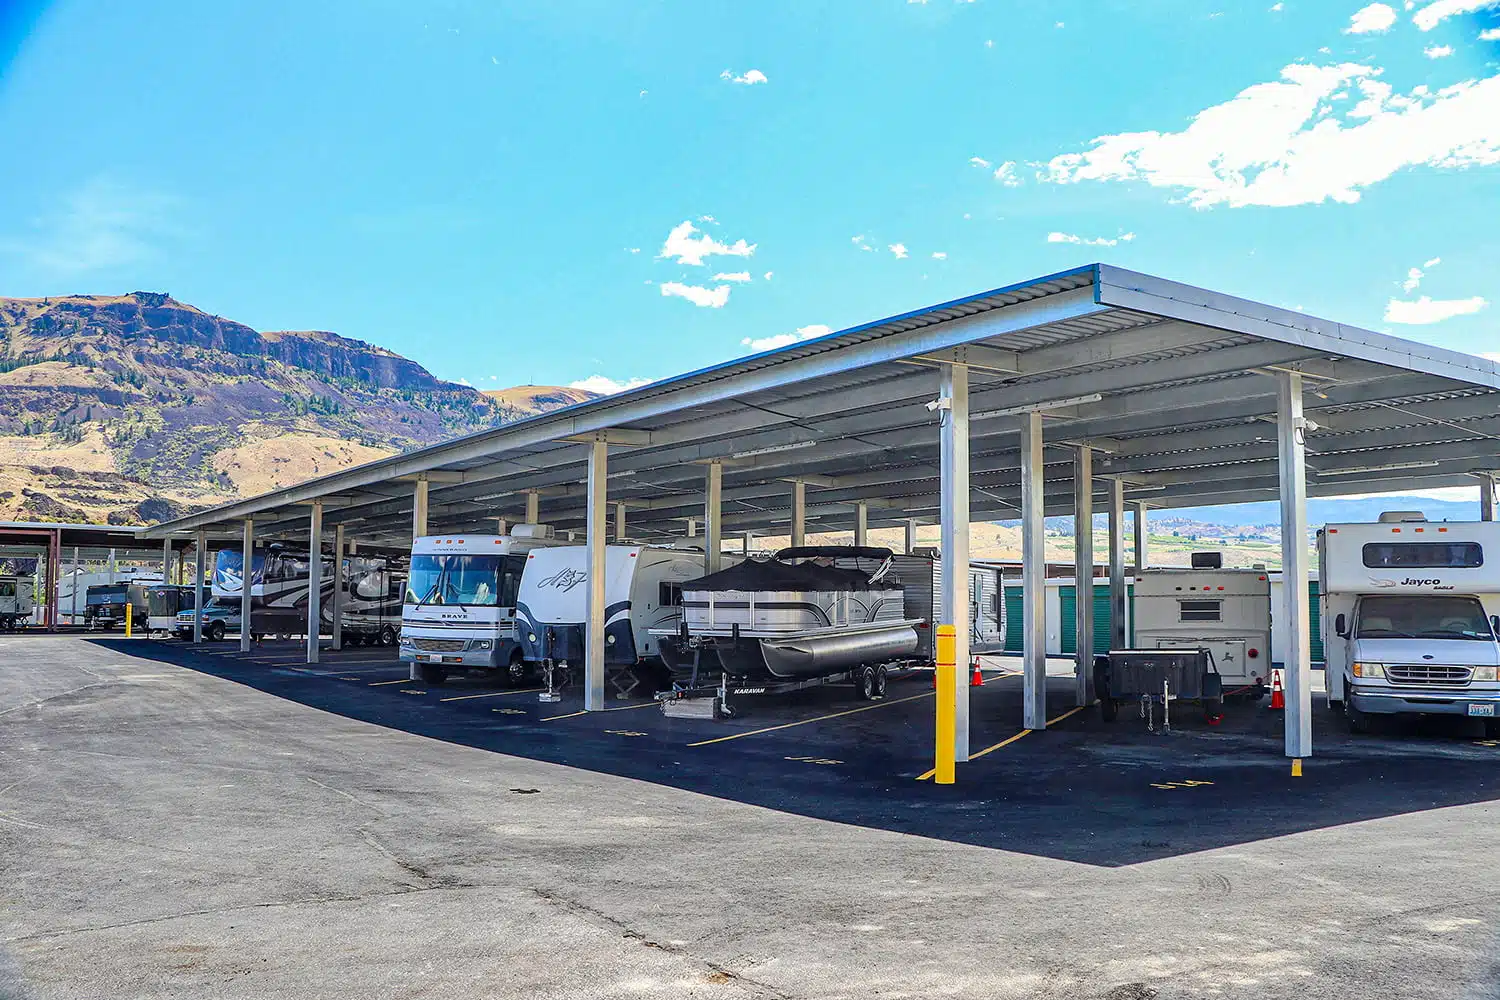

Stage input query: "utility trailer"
[{"left": 1094, "top": 648, "right": 1224, "bottom": 728}]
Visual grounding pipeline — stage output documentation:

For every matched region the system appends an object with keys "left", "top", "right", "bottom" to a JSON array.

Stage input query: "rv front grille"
[
  {"left": 410, "top": 637, "right": 465, "bottom": 652},
  {"left": 1385, "top": 664, "right": 1472, "bottom": 686}
]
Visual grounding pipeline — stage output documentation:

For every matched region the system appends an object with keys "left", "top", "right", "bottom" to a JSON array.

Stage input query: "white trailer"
[
  {"left": 890, "top": 551, "right": 1006, "bottom": 659},
  {"left": 0, "top": 574, "right": 34, "bottom": 630},
  {"left": 515, "top": 544, "right": 707, "bottom": 692},
  {"left": 1133, "top": 552, "right": 1272, "bottom": 692},
  {"left": 401, "top": 525, "right": 566, "bottom": 685},
  {"left": 1320, "top": 512, "right": 1500, "bottom": 735}
]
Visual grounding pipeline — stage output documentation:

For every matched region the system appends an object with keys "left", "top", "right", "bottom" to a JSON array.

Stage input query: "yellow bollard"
[
  {"left": 124, "top": 602, "right": 133, "bottom": 638},
  {"left": 935, "top": 624, "right": 957, "bottom": 785}
]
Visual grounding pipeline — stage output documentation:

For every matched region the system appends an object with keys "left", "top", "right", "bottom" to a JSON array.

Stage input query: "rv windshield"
[
  {"left": 1356, "top": 596, "right": 1495, "bottom": 641},
  {"left": 405, "top": 554, "right": 525, "bottom": 608}
]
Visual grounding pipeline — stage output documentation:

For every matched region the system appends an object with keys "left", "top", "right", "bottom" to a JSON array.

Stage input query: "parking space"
[{"left": 122, "top": 638, "right": 1500, "bottom": 867}]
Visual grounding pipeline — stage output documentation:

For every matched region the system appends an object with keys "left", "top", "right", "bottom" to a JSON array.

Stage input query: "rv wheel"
[
  {"left": 419, "top": 663, "right": 448, "bottom": 685},
  {"left": 1485, "top": 719, "right": 1500, "bottom": 740},
  {"left": 1346, "top": 702, "right": 1370, "bottom": 734},
  {"left": 379, "top": 625, "right": 397, "bottom": 647},
  {"left": 503, "top": 652, "right": 529, "bottom": 687},
  {"left": 855, "top": 665, "right": 876, "bottom": 701}
]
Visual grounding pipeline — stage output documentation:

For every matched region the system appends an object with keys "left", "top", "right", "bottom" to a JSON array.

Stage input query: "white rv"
[
  {"left": 890, "top": 552, "right": 1007, "bottom": 658},
  {"left": 1133, "top": 552, "right": 1272, "bottom": 691},
  {"left": 401, "top": 526, "right": 565, "bottom": 684},
  {"left": 1320, "top": 512, "right": 1500, "bottom": 735},
  {"left": 0, "top": 574, "right": 34, "bottom": 630},
  {"left": 515, "top": 544, "right": 706, "bottom": 682}
]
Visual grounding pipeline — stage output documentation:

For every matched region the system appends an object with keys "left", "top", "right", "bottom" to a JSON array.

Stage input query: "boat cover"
[{"left": 684, "top": 547, "right": 900, "bottom": 594}]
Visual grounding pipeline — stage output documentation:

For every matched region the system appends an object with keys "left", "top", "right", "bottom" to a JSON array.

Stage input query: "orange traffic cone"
[
  {"left": 1268, "top": 669, "right": 1285, "bottom": 711},
  {"left": 970, "top": 660, "right": 984, "bottom": 687}
]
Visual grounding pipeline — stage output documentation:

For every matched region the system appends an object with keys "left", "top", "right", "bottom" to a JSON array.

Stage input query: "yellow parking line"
[
  {"left": 688, "top": 690, "right": 933, "bottom": 748},
  {"left": 917, "top": 703, "right": 1091, "bottom": 779},
  {"left": 368, "top": 678, "right": 411, "bottom": 686},
  {"left": 440, "top": 688, "right": 544, "bottom": 702},
  {"left": 541, "top": 701, "right": 659, "bottom": 722}
]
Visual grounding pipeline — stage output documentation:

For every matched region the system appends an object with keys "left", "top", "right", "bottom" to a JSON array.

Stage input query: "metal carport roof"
[{"left": 142, "top": 264, "right": 1500, "bottom": 544}]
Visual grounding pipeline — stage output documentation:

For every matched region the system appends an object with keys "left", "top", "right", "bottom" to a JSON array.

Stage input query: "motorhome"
[
  {"left": 1133, "top": 551, "right": 1272, "bottom": 694},
  {"left": 515, "top": 543, "right": 706, "bottom": 689},
  {"left": 401, "top": 526, "right": 566, "bottom": 684},
  {"left": 0, "top": 574, "right": 34, "bottom": 630},
  {"left": 324, "top": 551, "right": 407, "bottom": 646},
  {"left": 213, "top": 544, "right": 335, "bottom": 637},
  {"left": 1320, "top": 513, "right": 1500, "bottom": 735}
]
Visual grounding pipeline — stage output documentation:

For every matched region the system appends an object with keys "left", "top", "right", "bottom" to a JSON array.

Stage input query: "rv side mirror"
[
  {"left": 1492, "top": 615, "right": 1499, "bottom": 637},
  {"left": 1335, "top": 613, "right": 1348, "bottom": 639}
]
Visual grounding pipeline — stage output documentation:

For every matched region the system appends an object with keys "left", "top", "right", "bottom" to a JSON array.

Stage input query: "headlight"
[
  {"left": 527, "top": 633, "right": 537, "bottom": 643},
  {"left": 605, "top": 634, "right": 615, "bottom": 644},
  {"left": 1472, "top": 666, "right": 1498, "bottom": 682},
  {"left": 399, "top": 635, "right": 413, "bottom": 647},
  {"left": 472, "top": 640, "right": 492, "bottom": 650},
  {"left": 1351, "top": 662, "right": 1385, "bottom": 678}
]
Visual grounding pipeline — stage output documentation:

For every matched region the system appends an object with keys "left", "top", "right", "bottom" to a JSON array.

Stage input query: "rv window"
[
  {"left": 1362, "top": 542, "right": 1482, "bottom": 569},
  {"left": 659, "top": 582, "right": 683, "bottom": 608},
  {"left": 1179, "top": 599, "right": 1222, "bottom": 622},
  {"left": 0, "top": 582, "right": 13, "bottom": 597}
]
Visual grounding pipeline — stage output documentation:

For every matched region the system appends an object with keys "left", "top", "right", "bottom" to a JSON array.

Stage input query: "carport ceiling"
[{"left": 143, "top": 264, "right": 1500, "bottom": 547}]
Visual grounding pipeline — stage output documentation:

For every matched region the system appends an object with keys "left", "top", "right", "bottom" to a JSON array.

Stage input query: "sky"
[{"left": 0, "top": 2, "right": 1496, "bottom": 422}]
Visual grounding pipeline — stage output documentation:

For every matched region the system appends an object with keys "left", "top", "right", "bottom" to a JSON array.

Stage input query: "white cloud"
[
  {"left": 741, "top": 324, "right": 833, "bottom": 352},
  {"left": 660, "top": 281, "right": 732, "bottom": 308},
  {"left": 888, "top": 243, "right": 909, "bottom": 258},
  {"left": 569, "top": 375, "right": 652, "bottom": 395},
  {"left": 1424, "top": 43, "right": 1455, "bottom": 56},
  {"left": 1425, "top": 255, "right": 1442, "bottom": 266},
  {"left": 1042, "top": 62, "right": 1500, "bottom": 208},
  {"left": 1271, "top": 2, "right": 1284, "bottom": 10},
  {"left": 1047, "top": 231, "right": 1136, "bottom": 247},
  {"left": 1403, "top": 266, "right": 1425, "bottom": 292},
  {"left": 763, "top": 271, "right": 773, "bottom": 280},
  {"left": 931, "top": 251, "right": 947, "bottom": 259},
  {"left": 0, "top": 176, "right": 182, "bottom": 275},
  {"left": 1481, "top": 27, "right": 1500, "bottom": 39},
  {"left": 721, "top": 68, "right": 768, "bottom": 85},
  {"left": 659, "top": 220, "right": 755, "bottom": 266},
  {"left": 1347, "top": 2, "right": 1399, "bottom": 31},
  {"left": 969, "top": 156, "right": 993, "bottom": 168},
  {"left": 851, "top": 234, "right": 875, "bottom": 252},
  {"left": 993, "top": 161, "right": 1021, "bottom": 186},
  {"left": 1413, "top": 0, "right": 1500, "bottom": 30},
  {"left": 713, "top": 271, "right": 752, "bottom": 282},
  {"left": 985, "top": 39, "right": 994, "bottom": 47},
  {"left": 1384, "top": 295, "right": 1488, "bottom": 323},
  {"left": 626, "top": 247, "right": 640, "bottom": 254}
]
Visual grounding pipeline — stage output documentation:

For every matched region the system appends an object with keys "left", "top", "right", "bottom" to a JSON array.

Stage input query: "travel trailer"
[
  {"left": 515, "top": 543, "right": 706, "bottom": 692},
  {"left": 324, "top": 551, "right": 407, "bottom": 646},
  {"left": 659, "top": 546, "right": 924, "bottom": 714},
  {"left": 0, "top": 574, "right": 34, "bottom": 630},
  {"left": 402, "top": 526, "right": 566, "bottom": 684},
  {"left": 1132, "top": 551, "right": 1272, "bottom": 695},
  {"left": 1320, "top": 513, "right": 1500, "bottom": 735},
  {"left": 84, "top": 581, "right": 156, "bottom": 630},
  {"left": 148, "top": 584, "right": 198, "bottom": 633},
  {"left": 890, "top": 550, "right": 1007, "bottom": 659}
]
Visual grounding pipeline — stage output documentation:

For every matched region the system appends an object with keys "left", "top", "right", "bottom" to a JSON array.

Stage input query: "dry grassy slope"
[
  {"left": 482, "top": 385, "right": 598, "bottom": 414},
  {"left": 0, "top": 292, "right": 582, "bottom": 525}
]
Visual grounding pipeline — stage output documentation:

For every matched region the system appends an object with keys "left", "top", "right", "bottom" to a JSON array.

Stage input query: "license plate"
[{"left": 1468, "top": 704, "right": 1495, "bottom": 717}]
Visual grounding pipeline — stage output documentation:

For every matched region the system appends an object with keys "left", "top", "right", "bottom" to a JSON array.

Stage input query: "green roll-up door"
[
  {"left": 1092, "top": 587, "right": 1113, "bottom": 656},
  {"left": 1061, "top": 584, "right": 1119, "bottom": 656},
  {"left": 1004, "top": 585, "right": 1024, "bottom": 653},
  {"left": 1309, "top": 580, "right": 1323, "bottom": 663},
  {"left": 1060, "top": 587, "right": 1077, "bottom": 655}
]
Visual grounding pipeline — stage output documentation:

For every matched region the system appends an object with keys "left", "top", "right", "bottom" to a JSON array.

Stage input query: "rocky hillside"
[{"left": 0, "top": 292, "right": 593, "bottom": 524}]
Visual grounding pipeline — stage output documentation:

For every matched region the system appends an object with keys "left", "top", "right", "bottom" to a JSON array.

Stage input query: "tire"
[
  {"left": 207, "top": 621, "right": 226, "bottom": 642},
  {"left": 379, "top": 625, "right": 397, "bottom": 647},
  {"left": 1203, "top": 697, "right": 1224, "bottom": 724},
  {"left": 855, "top": 665, "right": 876, "bottom": 701},
  {"left": 419, "top": 663, "right": 448, "bottom": 685},
  {"left": 1484, "top": 718, "right": 1500, "bottom": 740},
  {"left": 502, "top": 652, "right": 530, "bottom": 687},
  {"left": 1100, "top": 696, "right": 1119, "bottom": 722},
  {"left": 1346, "top": 701, "right": 1370, "bottom": 734},
  {"left": 872, "top": 664, "right": 888, "bottom": 700}
]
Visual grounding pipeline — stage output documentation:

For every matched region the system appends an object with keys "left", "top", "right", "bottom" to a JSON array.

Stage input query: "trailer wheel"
[
  {"left": 1203, "top": 697, "right": 1224, "bottom": 724},
  {"left": 872, "top": 664, "right": 888, "bottom": 699},
  {"left": 854, "top": 665, "right": 876, "bottom": 701},
  {"left": 419, "top": 663, "right": 448, "bottom": 685},
  {"left": 1100, "top": 695, "right": 1119, "bottom": 722}
]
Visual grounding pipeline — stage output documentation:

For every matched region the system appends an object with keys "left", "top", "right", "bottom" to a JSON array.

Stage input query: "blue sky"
[{"left": 0, "top": 0, "right": 1497, "bottom": 402}]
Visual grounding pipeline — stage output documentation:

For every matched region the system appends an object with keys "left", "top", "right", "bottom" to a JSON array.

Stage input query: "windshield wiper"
[
  {"left": 1414, "top": 629, "right": 1484, "bottom": 639},
  {"left": 1359, "top": 629, "right": 1417, "bottom": 638}
]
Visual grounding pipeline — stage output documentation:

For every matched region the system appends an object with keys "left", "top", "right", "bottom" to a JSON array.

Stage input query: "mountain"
[
  {"left": 483, "top": 385, "right": 599, "bottom": 415},
  {"left": 0, "top": 292, "right": 578, "bottom": 525}
]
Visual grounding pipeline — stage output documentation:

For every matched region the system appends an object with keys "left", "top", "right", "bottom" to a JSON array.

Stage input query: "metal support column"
[
  {"left": 790, "top": 480, "right": 806, "bottom": 547},
  {"left": 331, "top": 524, "right": 345, "bottom": 651},
  {"left": 307, "top": 502, "right": 323, "bottom": 664},
  {"left": 1481, "top": 473, "right": 1496, "bottom": 522},
  {"left": 853, "top": 502, "right": 868, "bottom": 547},
  {"left": 1073, "top": 446, "right": 1094, "bottom": 706},
  {"left": 742, "top": 531, "right": 753, "bottom": 555},
  {"left": 1107, "top": 478, "right": 1127, "bottom": 651},
  {"left": 412, "top": 477, "right": 429, "bottom": 539},
  {"left": 584, "top": 436, "right": 608, "bottom": 711},
  {"left": 704, "top": 461, "right": 723, "bottom": 574},
  {"left": 1021, "top": 411, "right": 1047, "bottom": 730},
  {"left": 613, "top": 502, "right": 627, "bottom": 543},
  {"left": 686, "top": 518, "right": 696, "bottom": 538},
  {"left": 1278, "top": 371, "right": 1313, "bottom": 760},
  {"left": 70, "top": 546, "right": 81, "bottom": 626},
  {"left": 161, "top": 537, "right": 172, "bottom": 587},
  {"left": 905, "top": 519, "right": 918, "bottom": 554},
  {"left": 525, "top": 490, "right": 539, "bottom": 525},
  {"left": 1133, "top": 501, "right": 1149, "bottom": 572},
  {"left": 939, "top": 362, "right": 970, "bottom": 761},
  {"left": 239, "top": 519, "right": 254, "bottom": 652},
  {"left": 47, "top": 529, "right": 59, "bottom": 631},
  {"left": 107, "top": 548, "right": 117, "bottom": 584},
  {"left": 193, "top": 529, "right": 206, "bottom": 643}
]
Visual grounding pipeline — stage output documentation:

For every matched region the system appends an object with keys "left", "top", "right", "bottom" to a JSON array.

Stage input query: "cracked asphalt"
[{"left": 2, "top": 636, "right": 1499, "bottom": 999}]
